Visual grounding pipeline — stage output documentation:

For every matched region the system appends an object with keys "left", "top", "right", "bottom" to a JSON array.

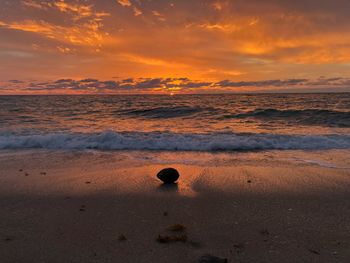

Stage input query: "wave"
[
  {"left": 223, "top": 108, "right": 350, "bottom": 127},
  {"left": 117, "top": 106, "right": 216, "bottom": 118},
  {"left": 119, "top": 107, "right": 350, "bottom": 126},
  {"left": 0, "top": 131, "right": 349, "bottom": 151}
]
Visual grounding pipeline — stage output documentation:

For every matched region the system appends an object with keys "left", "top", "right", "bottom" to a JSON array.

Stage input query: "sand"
[{"left": 0, "top": 149, "right": 349, "bottom": 263}]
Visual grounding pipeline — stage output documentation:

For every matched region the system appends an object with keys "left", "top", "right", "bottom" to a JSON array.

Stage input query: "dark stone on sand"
[
  {"left": 157, "top": 168, "right": 180, "bottom": 184},
  {"left": 247, "top": 180, "right": 252, "bottom": 183},
  {"left": 308, "top": 249, "right": 320, "bottom": 255},
  {"left": 199, "top": 255, "right": 228, "bottom": 263},
  {"left": 233, "top": 243, "right": 245, "bottom": 254},
  {"left": 260, "top": 228, "right": 269, "bottom": 236},
  {"left": 157, "top": 234, "right": 187, "bottom": 243},
  {"left": 167, "top": 224, "right": 186, "bottom": 232},
  {"left": 188, "top": 240, "right": 202, "bottom": 248},
  {"left": 118, "top": 234, "right": 127, "bottom": 241},
  {"left": 233, "top": 243, "right": 245, "bottom": 249}
]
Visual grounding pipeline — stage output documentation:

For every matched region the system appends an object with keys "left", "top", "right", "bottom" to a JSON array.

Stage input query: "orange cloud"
[
  {"left": 152, "top": 11, "right": 166, "bottom": 21},
  {"left": 117, "top": 0, "right": 132, "bottom": 7},
  {"left": 0, "top": 19, "right": 107, "bottom": 48},
  {"left": 53, "top": 1, "right": 94, "bottom": 20},
  {"left": 116, "top": 0, "right": 142, "bottom": 16},
  {"left": 199, "top": 22, "right": 241, "bottom": 33},
  {"left": 21, "top": 0, "right": 47, "bottom": 9}
]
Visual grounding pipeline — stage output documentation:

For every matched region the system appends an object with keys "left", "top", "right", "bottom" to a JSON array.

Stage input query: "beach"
[
  {"left": 2, "top": 0, "right": 350, "bottom": 261},
  {"left": 0, "top": 149, "right": 349, "bottom": 263}
]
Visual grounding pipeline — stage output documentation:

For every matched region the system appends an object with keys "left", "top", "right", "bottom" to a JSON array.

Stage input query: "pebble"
[
  {"left": 118, "top": 234, "right": 127, "bottom": 241},
  {"left": 199, "top": 255, "right": 227, "bottom": 263},
  {"left": 157, "top": 234, "right": 187, "bottom": 243},
  {"left": 167, "top": 224, "right": 186, "bottom": 232}
]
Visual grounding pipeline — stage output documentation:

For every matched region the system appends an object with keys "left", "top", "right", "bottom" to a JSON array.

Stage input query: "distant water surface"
[{"left": 0, "top": 94, "right": 349, "bottom": 151}]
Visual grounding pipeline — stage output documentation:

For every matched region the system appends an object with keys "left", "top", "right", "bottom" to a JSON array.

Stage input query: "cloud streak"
[{"left": 3, "top": 77, "right": 349, "bottom": 94}]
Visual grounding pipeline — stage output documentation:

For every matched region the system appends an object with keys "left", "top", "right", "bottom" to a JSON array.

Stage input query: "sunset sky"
[{"left": 1, "top": 0, "right": 350, "bottom": 94}]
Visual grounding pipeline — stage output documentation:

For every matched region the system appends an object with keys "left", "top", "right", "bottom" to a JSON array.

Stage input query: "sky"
[{"left": 1, "top": 0, "right": 350, "bottom": 94}]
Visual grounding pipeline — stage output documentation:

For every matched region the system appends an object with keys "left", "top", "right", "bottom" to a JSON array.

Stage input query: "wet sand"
[{"left": 0, "top": 150, "right": 349, "bottom": 263}]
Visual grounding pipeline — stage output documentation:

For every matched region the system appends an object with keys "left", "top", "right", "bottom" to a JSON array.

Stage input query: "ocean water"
[{"left": 0, "top": 93, "right": 349, "bottom": 151}]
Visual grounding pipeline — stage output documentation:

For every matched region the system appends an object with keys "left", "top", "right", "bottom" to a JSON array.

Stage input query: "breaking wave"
[{"left": 0, "top": 131, "right": 349, "bottom": 151}]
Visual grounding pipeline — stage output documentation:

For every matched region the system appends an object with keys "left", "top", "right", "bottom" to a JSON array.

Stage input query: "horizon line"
[{"left": 0, "top": 91, "right": 349, "bottom": 96}]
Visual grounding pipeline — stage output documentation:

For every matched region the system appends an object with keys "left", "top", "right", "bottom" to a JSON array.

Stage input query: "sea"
[{"left": 0, "top": 93, "right": 349, "bottom": 151}]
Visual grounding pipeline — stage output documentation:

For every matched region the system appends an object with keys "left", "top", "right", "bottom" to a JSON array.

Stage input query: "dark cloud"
[
  {"left": 216, "top": 79, "right": 309, "bottom": 87},
  {"left": 80, "top": 78, "right": 99, "bottom": 83},
  {"left": 24, "top": 77, "right": 211, "bottom": 92},
  {"left": 14, "top": 76, "right": 350, "bottom": 93},
  {"left": 8, "top": 79, "right": 24, "bottom": 84},
  {"left": 29, "top": 79, "right": 120, "bottom": 91},
  {"left": 215, "top": 77, "right": 350, "bottom": 88},
  {"left": 54, "top": 79, "right": 74, "bottom": 83},
  {"left": 121, "top": 78, "right": 134, "bottom": 83}
]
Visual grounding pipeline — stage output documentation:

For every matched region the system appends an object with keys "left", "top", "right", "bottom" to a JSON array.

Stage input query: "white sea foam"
[{"left": 0, "top": 131, "right": 349, "bottom": 151}]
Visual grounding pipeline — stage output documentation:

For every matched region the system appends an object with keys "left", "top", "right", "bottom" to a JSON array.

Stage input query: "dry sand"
[{"left": 0, "top": 150, "right": 349, "bottom": 263}]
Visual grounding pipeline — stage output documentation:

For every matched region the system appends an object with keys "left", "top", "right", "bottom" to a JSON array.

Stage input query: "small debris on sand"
[
  {"left": 4, "top": 237, "right": 13, "bottom": 242},
  {"left": 79, "top": 205, "right": 86, "bottom": 212},
  {"left": 247, "top": 180, "right": 252, "bottom": 183},
  {"left": 19, "top": 169, "right": 23, "bottom": 172},
  {"left": 163, "top": 212, "right": 168, "bottom": 216},
  {"left": 167, "top": 224, "right": 186, "bottom": 232},
  {"left": 233, "top": 243, "right": 244, "bottom": 249},
  {"left": 199, "top": 254, "right": 228, "bottom": 263},
  {"left": 118, "top": 234, "right": 127, "bottom": 241},
  {"left": 157, "top": 234, "right": 187, "bottom": 243},
  {"left": 188, "top": 240, "right": 202, "bottom": 248},
  {"left": 25, "top": 173, "right": 29, "bottom": 176},
  {"left": 40, "top": 172, "right": 46, "bottom": 175},
  {"left": 233, "top": 243, "right": 245, "bottom": 254},
  {"left": 308, "top": 249, "right": 320, "bottom": 255},
  {"left": 260, "top": 229, "right": 269, "bottom": 236},
  {"left": 85, "top": 181, "right": 91, "bottom": 184}
]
